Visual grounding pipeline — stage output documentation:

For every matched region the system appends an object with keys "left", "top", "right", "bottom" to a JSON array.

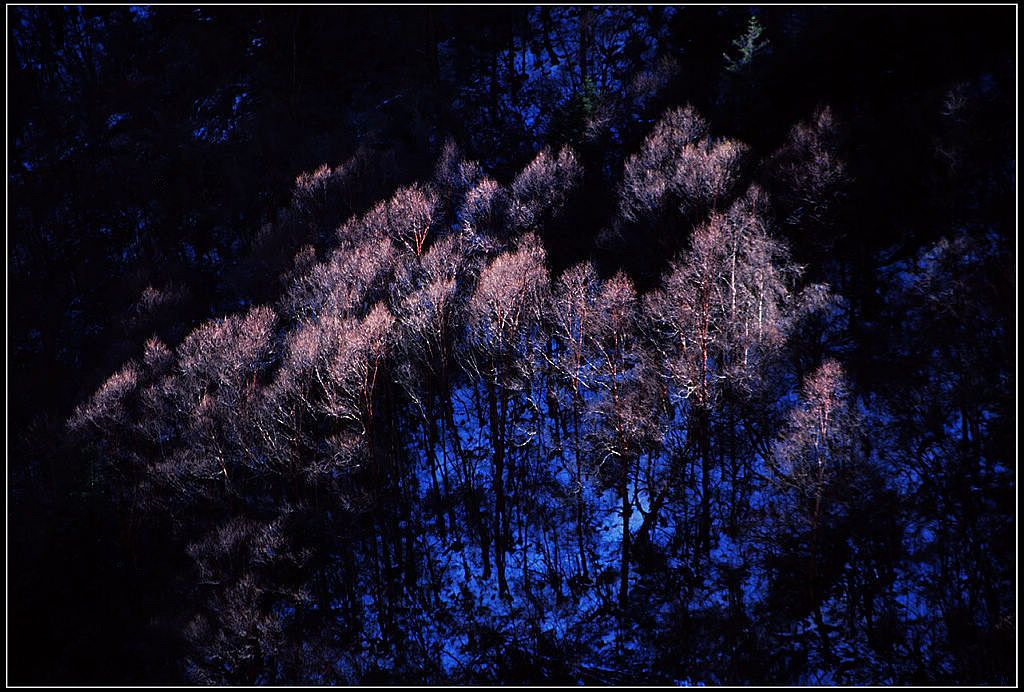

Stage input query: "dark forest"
[{"left": 8, "top": 5, "right": 1016, "bottom": 685}]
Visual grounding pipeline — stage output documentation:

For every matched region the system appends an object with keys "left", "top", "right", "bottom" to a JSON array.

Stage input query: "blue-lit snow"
[{"left": 285, "top": 267, "right": 954, "bottom": 683}]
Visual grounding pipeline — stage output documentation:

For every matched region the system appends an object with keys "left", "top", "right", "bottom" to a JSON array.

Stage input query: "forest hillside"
[{"left": 8, "top": 6, "right": 1016, "bottom": 685}]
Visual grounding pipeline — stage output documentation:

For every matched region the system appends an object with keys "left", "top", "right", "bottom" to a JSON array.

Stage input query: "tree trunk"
[
  {"left": 577, "top": 6, "right": 591, "bottom": 88},
  {"left": 487, "top": 364, "right": 510, "bottom": 599}
]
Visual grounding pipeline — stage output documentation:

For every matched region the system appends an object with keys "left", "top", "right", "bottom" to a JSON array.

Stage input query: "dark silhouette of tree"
[
  {"left": 771, "top": 360, "right": 855, "bottom": 659},
  {"left": 760, "top": 105, "right": 851, "bottom": 285}
]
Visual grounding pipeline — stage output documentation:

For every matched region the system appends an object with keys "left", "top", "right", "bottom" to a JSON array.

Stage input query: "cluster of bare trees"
[{"left": 66, "top": 101, "right": 1006, "bottom": 685}]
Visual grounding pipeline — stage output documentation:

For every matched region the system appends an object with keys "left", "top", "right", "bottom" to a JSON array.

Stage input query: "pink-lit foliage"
[
  {"left": 274, "top": 302, "right": 393, "bottom": 422},
  {"left": 646, "top": 185, "right": 798, "bottom": 410},
  {"left": 770, "top": 358, "right": 864, "bottom": 608},
  {"left": 432, "top": 137, "right": 484, "bottom": 205},
  {"left": 762, "top": 105, "right": 850, "bottom": 250},
  {"left": 465, "top": 233, "right": 551, "bottom": 382},
  {"left": 580, "top": 270, "right": 664, "bottom": 611},
  {"left": 291, "top": 146, "right": 399, "bottom": 234},
  {"left": 323, "top": 303, "right": 395, "bottom": 427},
  {"left": 281, "top": 235, "right": 398, "bottom": 323},
  {"left": 774, "top": 358, "right": 858, "bottom": 484},
  {"left": 176, "top": 305, "right": 277, "bottom": 398},
  {"left": 619, "top": 105, "right": 749, "bottom": 225},
  {"left": 507, "top": 146, "right": 583, "bottom": 234},
  {"left": 69, "top": 360, "right": 141, "bottom": 437},
  {"left": 236, "top": 147, "right": 400, "bottom": 307},
  {"left": 63, "top": 103, "right": 871, "bottom": 684},
  {"left": 585, "top": 271, "right": 664, "bottom": 465},
  {"left": 252, "top": 300, "right": 397, "bottom": 488},
  {"left": 459, "top": 176, "right": 510, "bottom": 241},
  {"left": 550, "top": 261, "right": 603, "bottom": 398},
  {"left": 547, "top": 260, "right": 604, "bottom": 574},
  {"left": 134, "top": 336, "right": 175, "bottom": 449},
  {"left": 767, "top": 358, "right": 863, "bottom": 655},
  {"left": 363, "top": 183, "right": 441, "bottom": 257},
  {"left": 70, "top": 303, "right": 281, "bottom": 506},
  {"left": 169, "top": 305, "right": 279, "bottom": 480},
  {"left": 394, "top": 233, "right": 473, "bottom": 378},
  {"left": 142, "top": 334, "right": 174, "bottom": 377}
]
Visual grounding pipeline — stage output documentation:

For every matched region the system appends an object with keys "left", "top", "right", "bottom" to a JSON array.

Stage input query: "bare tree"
[
  {"left": 646, "top": 186, "right": 797, "bottom": 562},
  {"left": 459, "top": 176, "right": 510, "bottom": 242},
  {"left": 549, "top": 261, "right": 603, "bottom": 580},
  {"left": 618, "top": 105, "right": 748, "bottom": 226},
  {"left": 583, "top": 272, "right": 663, "bottom": 626},
  {"left": 363, "top": 183, "right": 441, "bottom": 257},
  {"left": 465, "top": 233, "right": 551, "bottom": 598},
  {"left": 280, "top": 235, "right": 399, "bottom": 323},
  {"left": 507, "top": 146, "right": 583, "bottom": 234},
  {"left": 391, "top": 231, "right": 484, "bottom": 540},
  {"left": 760, "top": 105, "right": 850, "bottom": 273},
  {"left": 772, "top": 359, "right": 860, "bottom": 662}
]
